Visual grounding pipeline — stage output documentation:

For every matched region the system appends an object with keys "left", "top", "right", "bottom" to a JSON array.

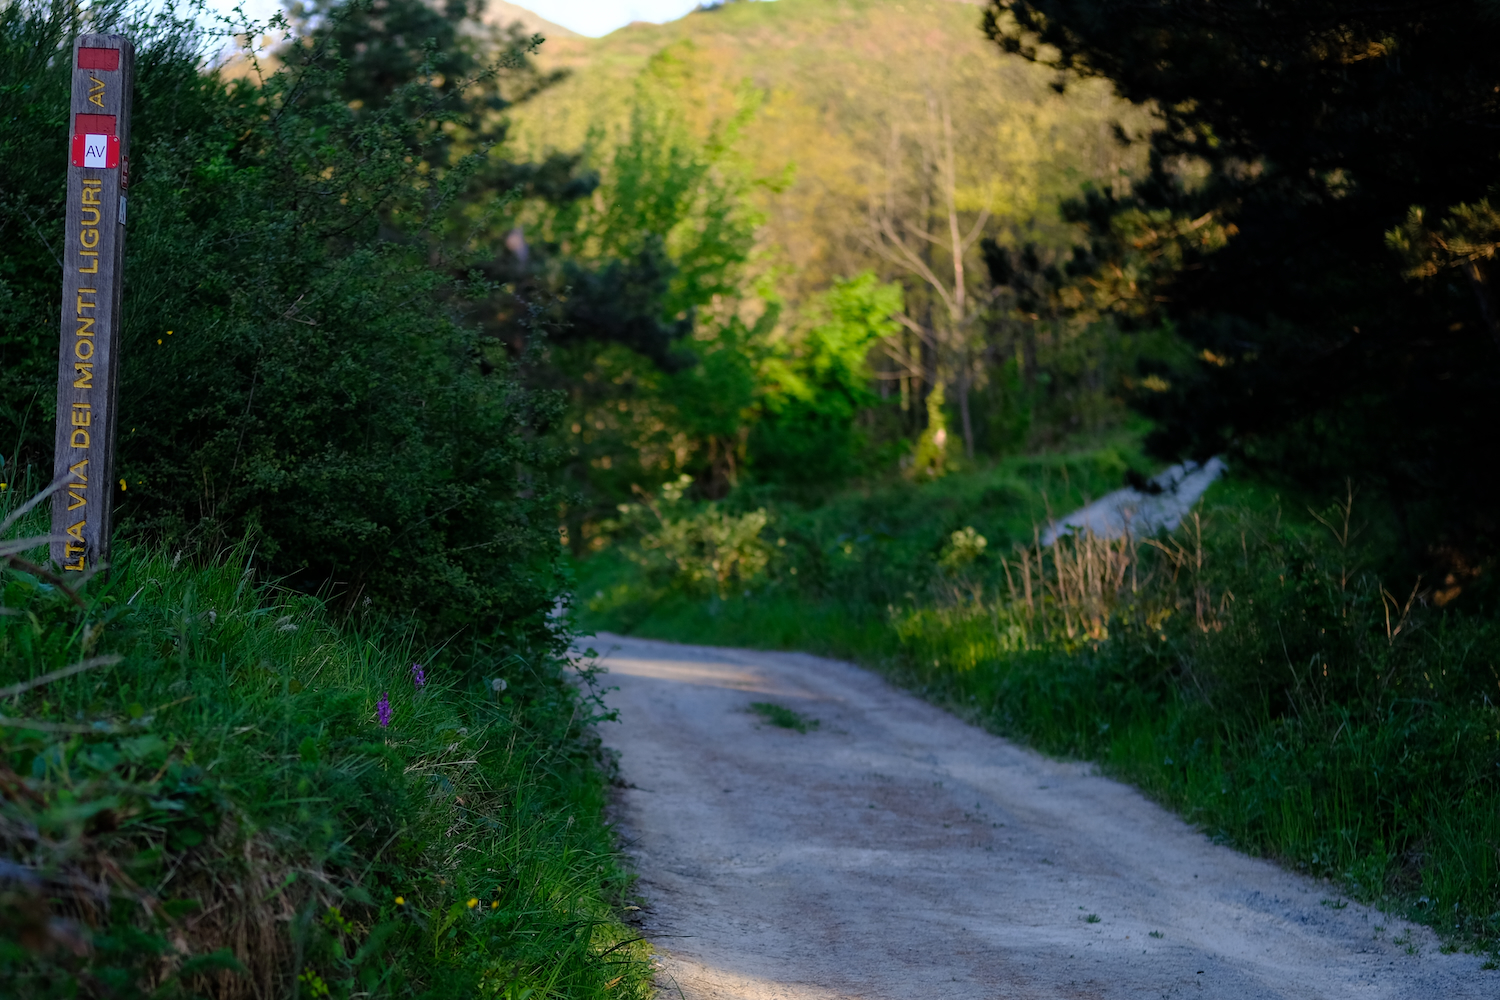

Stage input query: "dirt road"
[{"left": 592, "top": 632, "right": 1490, "bottom": 999}]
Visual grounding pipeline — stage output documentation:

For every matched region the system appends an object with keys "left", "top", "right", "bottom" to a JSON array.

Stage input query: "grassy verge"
[
  {"left": 576, "top": 459, "right": 1500, "bottom": 962},
  {"left": 1, "top": 489, "right": 652, "bottom": 999}
]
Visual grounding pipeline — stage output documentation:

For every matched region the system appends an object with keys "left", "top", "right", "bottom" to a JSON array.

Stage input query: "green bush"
[{"left": 0, "top": 1, "right": 566, "bottom": 645}]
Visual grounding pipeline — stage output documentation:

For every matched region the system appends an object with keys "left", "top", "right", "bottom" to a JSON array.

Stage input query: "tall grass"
[
  {"left": 1, "top": 480, "right": 651, "bottom": 999},
  {"left": 578, "top": 466, "right": 1500, "bottom": 959}
]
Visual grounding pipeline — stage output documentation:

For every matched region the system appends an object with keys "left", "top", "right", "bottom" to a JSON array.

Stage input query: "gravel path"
[{"left": 592, "top": 632, "right": 1490, "bottom": 999}]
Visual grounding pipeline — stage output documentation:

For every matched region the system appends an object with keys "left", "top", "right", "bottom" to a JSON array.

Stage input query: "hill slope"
[{"left": 506, "top": 0, "right": 1151, "bottom": 304}]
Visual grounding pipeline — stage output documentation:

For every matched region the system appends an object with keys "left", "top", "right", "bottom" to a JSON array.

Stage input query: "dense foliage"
[
  {"left": 499, "top": 0, "right": 1168, "bottom": 527},
  {"left": 0, "top": 3, "right": 656, "bottom": 996},
  {"left": 0, "top": 1, "right": 572, "bottom": 643},
  {"left": 987, "top": 0, "right": 1500, "bottom": 558}
]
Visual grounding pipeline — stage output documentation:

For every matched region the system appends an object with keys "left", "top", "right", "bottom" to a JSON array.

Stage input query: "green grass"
[
  {"left": 748, "top": 702, "right": 818, "bottom": 733},
  {"left": 576, "top": 457, "right": 1500, "bottom": 960},
  {"left": 1, "top": 487, "right": 652, "bottom": 999}
]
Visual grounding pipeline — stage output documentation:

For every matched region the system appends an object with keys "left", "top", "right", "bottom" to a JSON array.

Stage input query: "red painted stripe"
[
  {"left": 77, "top": 47, "right": 120, "bottom": 71},
  {"left": 75, "top": 113, "right": 116, "bottom": 136}
]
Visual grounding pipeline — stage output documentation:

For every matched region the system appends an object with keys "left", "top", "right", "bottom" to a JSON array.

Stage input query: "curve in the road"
[{"left": 593, "top": 632, "right": 1488, "bottom": 1000}]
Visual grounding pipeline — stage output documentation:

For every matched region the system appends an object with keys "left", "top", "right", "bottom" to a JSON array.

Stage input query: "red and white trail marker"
[{"left": 70, "top": 113, "right": 121, "bottom": 169}]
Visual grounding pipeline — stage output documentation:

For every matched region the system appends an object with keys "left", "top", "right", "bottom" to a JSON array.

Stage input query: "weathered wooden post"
[{"left": 51, "top": 34, "right": 134, "bottom": 573}]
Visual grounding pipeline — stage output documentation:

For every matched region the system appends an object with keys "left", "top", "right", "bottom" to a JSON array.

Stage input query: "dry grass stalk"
[{"left": 989, "top": 514, "right": 1226, "bottom": 643}]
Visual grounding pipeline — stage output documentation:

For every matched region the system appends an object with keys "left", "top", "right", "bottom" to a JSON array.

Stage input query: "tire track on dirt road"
[{"left": 591, "top": 632, "right": 1489, "bottom": 999}]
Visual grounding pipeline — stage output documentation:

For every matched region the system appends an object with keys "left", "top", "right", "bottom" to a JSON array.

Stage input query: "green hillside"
[{"left": 507, "top": 0, "right": 1151, "bottom": 305}]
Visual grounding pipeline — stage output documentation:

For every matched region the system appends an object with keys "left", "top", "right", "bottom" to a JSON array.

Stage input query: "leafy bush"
[
  {"left": 0, "top": 1, "right": 566, "bottom": 645},
  {"left": 613, "top": 475, "right": 772, "bottom": 598}
]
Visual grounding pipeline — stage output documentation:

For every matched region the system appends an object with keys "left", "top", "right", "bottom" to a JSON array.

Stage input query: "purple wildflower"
[
  {"left": 411, "top": 662, "right": 426, "bottom": 689},
  {"left": 376, "top": 691, "right": 392, "bottom": 728}
]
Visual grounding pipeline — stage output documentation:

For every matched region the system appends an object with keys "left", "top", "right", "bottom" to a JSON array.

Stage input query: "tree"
[
  {"left": 988, "top": 0, "right": 1500, "bottom": 551},
  {"left": 864, "top": 92, "right": 995, "bottom": 460},
  {"left": 751, "top": 272, "right": 903, "bottom": 484}
]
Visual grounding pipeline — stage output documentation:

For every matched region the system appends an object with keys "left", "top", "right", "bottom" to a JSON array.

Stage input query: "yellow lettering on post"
[
  {"left": 76, "top": 316, "right": 94, "bottom": 337},
  {"left": 80, "top": 206, "right": 100, "bottom": 226},
  {"left": 88, "top": 76, "right": 104, "bottom": 107},
  {"left": 67, "top": 490, "right": 86, "bottom": 511},
  {"left": 70, "top": 429, "right": 90, "bottom": 449},
  {"left": 71, "top": 405, "right": 91, "bottom": 427},
  {"left": 76, "top": 289, "right": 96, "bottom": 313},
  {"left": 66, "top": 521, "right": 86, "bottom": 543},
  {"left": 78, "top": 251, "right": 98, "bottom": 275},
  {"left": 68, "top": 459, "right": 88, "bottom": 482},
  {"left": 80, "top": 227, "right": 99, "bottom": 249},
  {"left": 82, "top": 185, "right": 101, "bottom": 205},
  {"left": 74, "top": 338, "right": 94, "bottom": 360},
  {"left": 73, "top": 363, "right": 93, "bottom": 389}
]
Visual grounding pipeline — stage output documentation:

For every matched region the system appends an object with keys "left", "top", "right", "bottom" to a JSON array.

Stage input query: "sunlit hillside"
[{"left": 504, "top": 0, "right": 1153, "bottom": 305}]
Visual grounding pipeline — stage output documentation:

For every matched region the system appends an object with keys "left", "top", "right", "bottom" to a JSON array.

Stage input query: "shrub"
[
  {"left": 0, "top": 1, "right": 566, "bottom": 647},
  {"left": 617, "top": 475, "right": 772, "bottom": 597}
]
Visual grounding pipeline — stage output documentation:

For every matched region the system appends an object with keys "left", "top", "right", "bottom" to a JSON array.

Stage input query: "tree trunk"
[
  {"left": 957, "top": 363, "right": 975, "bottom": 459},
  {"left": 1022, "top": 321, "right": 1038, "bottom": 392}
]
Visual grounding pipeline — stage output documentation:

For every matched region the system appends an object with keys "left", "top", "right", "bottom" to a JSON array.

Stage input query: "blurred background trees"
[{"left": 6, "top": 0, "right": 1499, "bottom": 631}]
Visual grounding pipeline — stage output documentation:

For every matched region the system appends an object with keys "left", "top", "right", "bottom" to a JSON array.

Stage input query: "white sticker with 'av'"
[{"left": 83, "top": 133, "right": 109, "bottom": 168}]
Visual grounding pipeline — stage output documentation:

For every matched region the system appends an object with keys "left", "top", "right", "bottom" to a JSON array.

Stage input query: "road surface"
[{"left": 592, "top": 632, "right": 1489, "bottom": 999}]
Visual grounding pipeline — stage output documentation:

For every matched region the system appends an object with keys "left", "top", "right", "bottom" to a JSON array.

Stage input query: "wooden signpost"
[{"left": 51, "top": 34, "right": 133, "bottom": 573}]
